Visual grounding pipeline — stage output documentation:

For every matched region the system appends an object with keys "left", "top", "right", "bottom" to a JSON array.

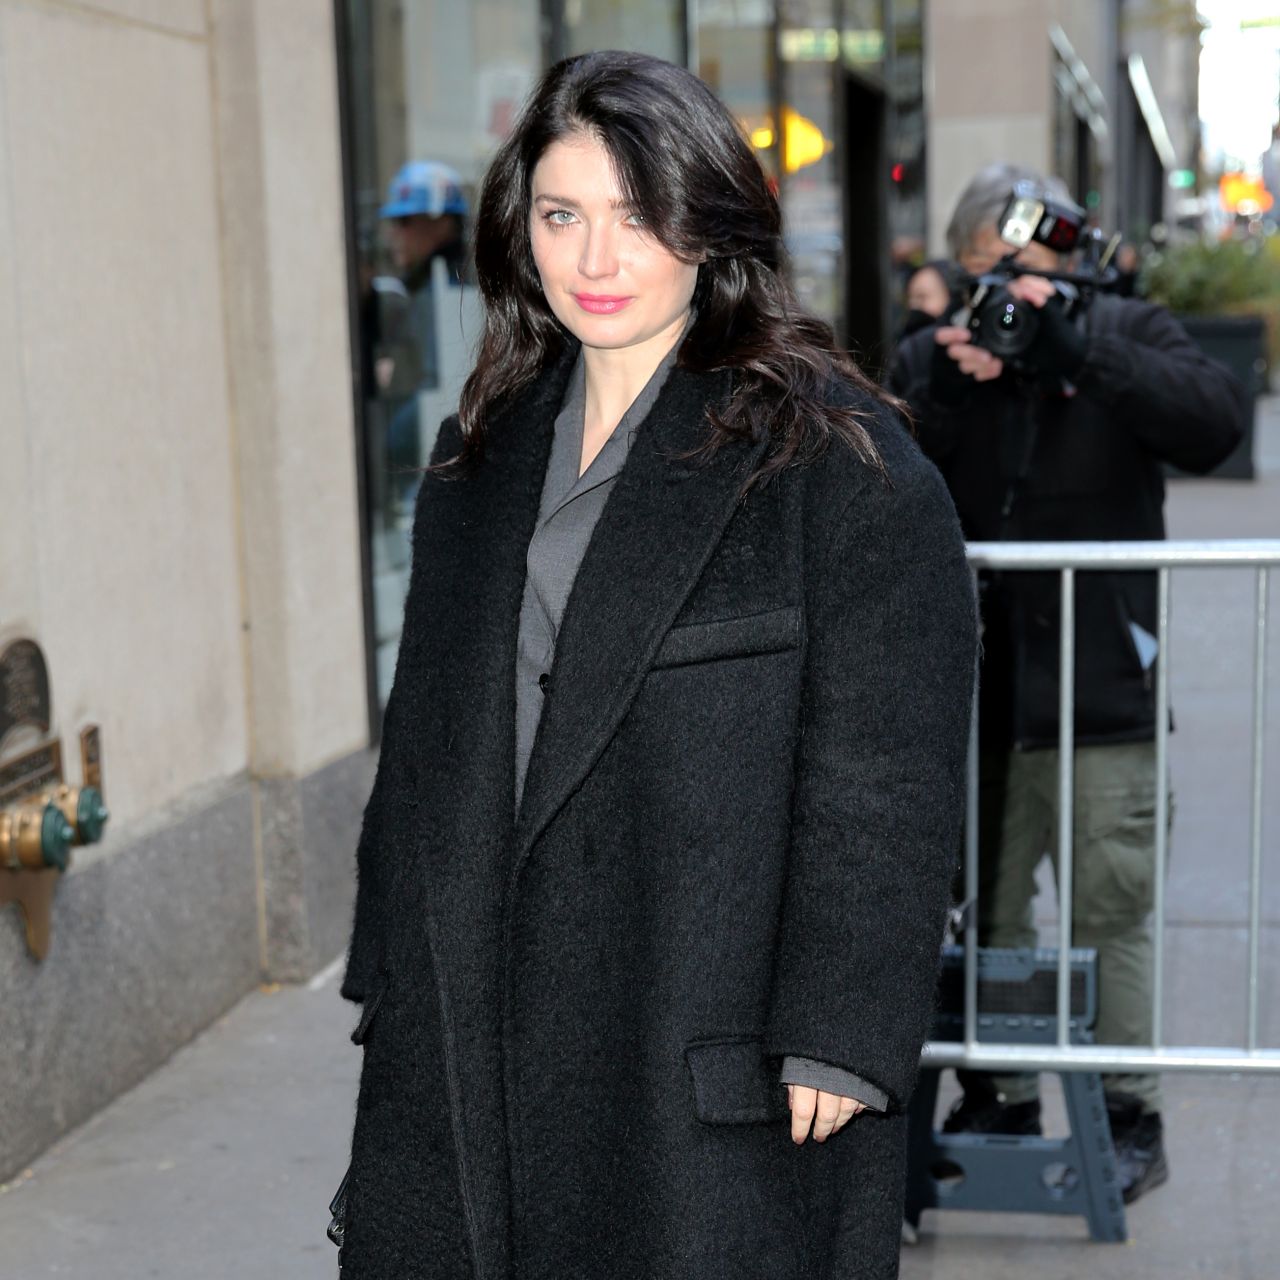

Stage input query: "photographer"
[{"left": 889, "top": 164, "right": 1245, "bottom": 1204}]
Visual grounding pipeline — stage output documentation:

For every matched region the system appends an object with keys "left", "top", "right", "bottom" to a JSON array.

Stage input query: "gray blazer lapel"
[{"left": 513, "top": 364, "right": 768, "bottom": 861}]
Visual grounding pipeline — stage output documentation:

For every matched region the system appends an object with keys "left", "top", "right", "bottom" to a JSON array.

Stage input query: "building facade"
[
  {"left": 925, "top": 0, "right": 1201, "bottom": 255},
  {"left": 0, "top": 0, "right": 369, "bottom": 1181}
]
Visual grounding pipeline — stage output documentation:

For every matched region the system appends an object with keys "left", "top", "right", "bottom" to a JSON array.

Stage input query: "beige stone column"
[
  {"left": 208, "top": 0, "right": 369, "bottom": 978},
  {"left": 925, "top": 0, "right": 1054, "bottom": 254}
]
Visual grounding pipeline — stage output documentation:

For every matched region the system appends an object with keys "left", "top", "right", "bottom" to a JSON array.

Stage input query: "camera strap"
[{"left": 997, "top": 391, "right": 1041, "bottom": 533}]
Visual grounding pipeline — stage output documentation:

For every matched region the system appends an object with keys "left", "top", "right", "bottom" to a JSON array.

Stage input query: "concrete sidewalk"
[
  {"left": 0, "top": 967, "right": 361, "bottom": 1278},
  {"left": 2, "top": 405, "right": 1278, "bottom": 1280},
  {"left": 4, "top": 969, "right": 1276, "bottom": 1280}
]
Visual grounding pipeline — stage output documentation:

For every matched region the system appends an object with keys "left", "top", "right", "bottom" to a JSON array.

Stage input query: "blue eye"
[{"left": 542, "top": 209, "right": 575, "bottom": 226}]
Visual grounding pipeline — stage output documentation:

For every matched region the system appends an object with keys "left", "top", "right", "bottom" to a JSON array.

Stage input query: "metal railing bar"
[
  {"left": 1247, "top": 567, "right": 1270, "bottom": 1052},
  {"left": 967, "top": 540, "right": 1280, "bottom": 570},
  {"left": 949, "top": 540, "right": 1279, "bottom": 1078},
  {"left": 964, "top": 658, "right": 980, "bottom": 1052},
  {"left": 921, "top": 1042, "right": 1280, "bottom": 1074},
  {"left": 1057, "top": 568, "right": 1075, "bottom": 1047},
  {"left": 1153, "top": 567, "right": 1171, "bottom": 1047}
]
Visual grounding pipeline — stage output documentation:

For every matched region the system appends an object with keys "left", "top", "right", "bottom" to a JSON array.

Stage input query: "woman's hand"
[{"left": 788, "top": 1084, "right": 866, "bottom": 1145}]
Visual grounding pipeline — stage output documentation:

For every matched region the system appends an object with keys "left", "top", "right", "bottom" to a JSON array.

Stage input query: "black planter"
[{"left": 1169, "top": 312, "right": 1267, "bottom": 480}]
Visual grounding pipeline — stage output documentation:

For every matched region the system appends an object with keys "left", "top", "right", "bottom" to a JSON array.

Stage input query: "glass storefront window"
[
  {"left": 341, "top": 0, "right": 543, "bottom": 707},
  {"left": 696, "top": 0, "right": 778, "bottom": 183},
  {"left": 559, "top": 0, "right": 686, "bottom": 62},
  {"left": 773, "top": 0, "right": 844, "bottom": 335},
  {"left": 841, "top": 0, "right": 887, "bottom": 70},
  {"left": 778, "top": 0, "right": 844, "bottom": 329},
  {"left": 885, "top": 0, "right": 926, "bottom": 336}
]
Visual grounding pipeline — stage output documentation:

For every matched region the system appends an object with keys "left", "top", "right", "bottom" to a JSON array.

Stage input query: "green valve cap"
[
  {"left": 40, "top": 804, "right": 75, "bottom": 871},
  {"left": 76, "top": 787, "right": 110, "bottom": 844}
]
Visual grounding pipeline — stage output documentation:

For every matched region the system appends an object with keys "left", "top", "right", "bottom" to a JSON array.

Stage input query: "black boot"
[
  {"left": 1106, "top": 1092, "right": 1169, "bottom": 1204},
  {"left": 942, "top": 1082, "right": 1042, "bottom": 1136}
]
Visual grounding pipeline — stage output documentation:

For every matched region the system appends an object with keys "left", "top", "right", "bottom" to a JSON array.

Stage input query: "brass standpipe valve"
[
  {"left": 40, "top": 784, "right": 110, "bottom": 847},
  {"left": 1, "top": 708, "right": 110, "bottom": 958},
  {"left": 1, "top": 801, "right": 76, "bottom": 871}
]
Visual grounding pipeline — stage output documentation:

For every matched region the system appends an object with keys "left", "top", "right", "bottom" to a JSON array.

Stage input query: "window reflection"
[
  {"left": 697, "top": 1, "right": 778, "bottom": 184},
  {"left": 343, "top": 0, "right": 539, "bottom": 704},
  {"left": 779, "top": 0, "right": 844, "bottom": 329},
  {"left": 560, "top": 0, "right": 685, "bottom": 62}
]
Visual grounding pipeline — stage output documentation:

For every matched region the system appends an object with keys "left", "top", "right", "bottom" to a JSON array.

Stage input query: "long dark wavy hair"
[{"left": 453, "top": 50, "right": 898, "bottom": 490}]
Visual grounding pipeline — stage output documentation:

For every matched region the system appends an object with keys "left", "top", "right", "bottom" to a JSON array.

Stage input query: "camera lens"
[{"left": 974, "top": 286, "right": 1040, "bottom": 358}]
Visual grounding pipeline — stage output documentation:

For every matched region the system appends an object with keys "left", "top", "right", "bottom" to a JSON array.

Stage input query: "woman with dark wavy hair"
[{"left": 335, "top": 50, "right": 976, "bottom": 1280}]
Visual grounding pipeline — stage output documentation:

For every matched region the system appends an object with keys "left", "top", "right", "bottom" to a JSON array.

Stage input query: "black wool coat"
[{"left": 338, "top": 347, "right": 977, "bottom": 1280}]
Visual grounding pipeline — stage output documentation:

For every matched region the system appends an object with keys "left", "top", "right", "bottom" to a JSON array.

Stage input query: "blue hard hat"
[{"left": 379, "top": 161, "right": 467, "bottom": 219}]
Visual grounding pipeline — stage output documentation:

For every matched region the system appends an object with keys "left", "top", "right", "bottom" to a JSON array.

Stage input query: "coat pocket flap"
[
  {"left": 684, "top": 1036, "right": 791, "bottom": 1125},
  {"left": 350, "top": 972, "right": 389, "bottom": 1045},
  {"left": 653, "top": 606, "right": 801, "bottom": 670}
]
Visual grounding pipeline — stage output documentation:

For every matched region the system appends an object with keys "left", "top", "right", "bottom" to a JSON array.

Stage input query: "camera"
[
  {"left": 958, "top": 182, "right": 1119, "bottom": 364},
  {"left": 966, "top": 280, "right": 1057, "bottom": 360}
]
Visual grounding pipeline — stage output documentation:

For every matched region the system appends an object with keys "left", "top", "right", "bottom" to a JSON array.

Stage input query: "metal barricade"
[{"left": 922, "top": 539, "right": 1280, "bottom": 1077}]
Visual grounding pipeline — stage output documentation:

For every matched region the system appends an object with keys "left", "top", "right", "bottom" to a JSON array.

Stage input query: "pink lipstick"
[{"left": 572, "top": 293, "right": 634, "bottom": 315}]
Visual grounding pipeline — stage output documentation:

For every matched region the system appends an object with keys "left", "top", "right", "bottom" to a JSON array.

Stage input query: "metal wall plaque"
[
  {"left": 80, "top": 725, "right": 103, "bottom": 793},
  {"left": 0, "top": 738, "right": 64, "bottom": 806},
  {"left": 0, "top": 639, "right": 52, "bottom": 748}
]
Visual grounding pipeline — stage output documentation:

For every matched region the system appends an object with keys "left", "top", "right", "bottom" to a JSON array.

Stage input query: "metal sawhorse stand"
[{"left": 905, "top": 946, "right": 1127, "bottom": 1243}]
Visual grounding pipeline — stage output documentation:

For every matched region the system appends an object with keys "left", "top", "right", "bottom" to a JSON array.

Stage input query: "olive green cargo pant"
[{"left": 962, "top": 742, "right": 1167, "bottom": 1114}]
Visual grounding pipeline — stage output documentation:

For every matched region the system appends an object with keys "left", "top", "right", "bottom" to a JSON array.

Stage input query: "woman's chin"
[
  {"left": 556, "top": 309, "right": 692, "bottom": 355},
  {"left": 561, "top": 317, "right": 647, "bottom": 351}
]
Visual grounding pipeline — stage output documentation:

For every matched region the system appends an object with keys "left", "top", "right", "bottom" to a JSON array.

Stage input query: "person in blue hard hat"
[
  {"left": 381, "top": 161, "right": 468, "bottom": 302},
  {"left": 378, "top": 160, "right": 468, "bottom": 489}
]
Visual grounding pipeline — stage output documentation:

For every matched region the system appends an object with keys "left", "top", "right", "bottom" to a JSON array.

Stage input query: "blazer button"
[{"left": 538, "top": 672, "right": 549, "bottom": 692}]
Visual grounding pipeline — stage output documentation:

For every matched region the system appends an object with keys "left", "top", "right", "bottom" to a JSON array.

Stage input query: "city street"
[{"left": 2, "top": 404, "right": 1278, "bottom": 1280}]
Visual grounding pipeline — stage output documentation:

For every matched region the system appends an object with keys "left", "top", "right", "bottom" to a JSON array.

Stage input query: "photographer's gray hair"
[{"left": 946, "top": 163, "right": 1073, "bottom": 260}]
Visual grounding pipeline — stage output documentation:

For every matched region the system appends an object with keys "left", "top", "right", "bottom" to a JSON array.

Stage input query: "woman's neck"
[{"left": 580, "top": 311, "right": 688, "bottom": 437}]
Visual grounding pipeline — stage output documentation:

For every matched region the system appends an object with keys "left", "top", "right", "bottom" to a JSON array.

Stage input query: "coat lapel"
[
  {"left": 409, "top": 345, "right": 576, "bottom": 862},
  {"left": 513, "top": 363, "right": 769, "bottom": 863}
]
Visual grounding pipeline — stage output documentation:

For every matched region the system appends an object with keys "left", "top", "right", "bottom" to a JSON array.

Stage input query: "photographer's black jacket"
[{"left": 889, "top": 293, "right": 1245, "bottom": 751}]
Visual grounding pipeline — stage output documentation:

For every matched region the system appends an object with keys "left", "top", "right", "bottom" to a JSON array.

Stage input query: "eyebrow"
[{"left": 532, "top": 193, "right": 630, "bottom": 210}]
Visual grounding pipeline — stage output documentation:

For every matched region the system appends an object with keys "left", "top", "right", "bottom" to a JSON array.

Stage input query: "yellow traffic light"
[{"left": 782, "top": 106, "right": 832, "bottom": 173}]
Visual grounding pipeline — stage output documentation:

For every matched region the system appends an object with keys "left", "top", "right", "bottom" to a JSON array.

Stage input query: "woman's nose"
[{"left": 578, "top": 224, "right": 619, "bottom": 280}]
